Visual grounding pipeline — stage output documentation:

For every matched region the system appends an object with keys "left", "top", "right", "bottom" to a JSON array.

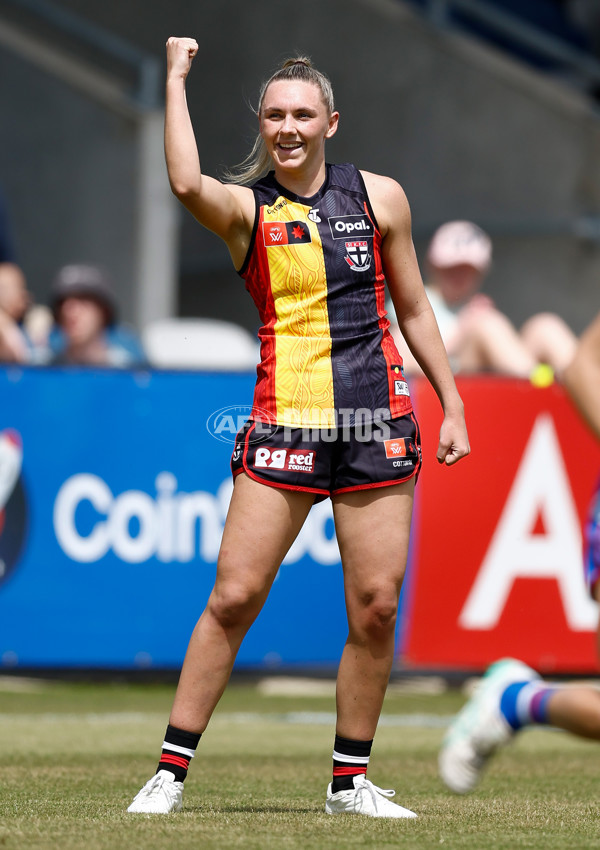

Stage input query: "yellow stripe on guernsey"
[{"left": 264, "top": 199, "right": 335, "bottom": 428}]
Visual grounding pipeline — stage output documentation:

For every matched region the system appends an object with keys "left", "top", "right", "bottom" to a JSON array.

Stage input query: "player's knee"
[
  {"left": 353, "top": 589, "right": 398, "bottom": 640},
  {"left": 207, "top": 584, "right": 264, "bottom": 630},
  {"left": 367, "top": 602, "right": 397, "bottom": 637}
]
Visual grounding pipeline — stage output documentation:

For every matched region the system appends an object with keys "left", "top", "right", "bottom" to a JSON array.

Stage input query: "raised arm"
[
  {"left": 363, "top": 171, "right": 470, "bottom": 466},
  {"left": 165, "top": 37, "right": 255, "bottom": 268}
]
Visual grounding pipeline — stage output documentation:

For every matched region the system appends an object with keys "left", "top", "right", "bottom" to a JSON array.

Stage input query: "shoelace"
[
  {"left": 354, "top": 779, "right": 396, "bottom": 814},
  {"left": 136, "top": 773, "right": 171, "bottom": 801}
]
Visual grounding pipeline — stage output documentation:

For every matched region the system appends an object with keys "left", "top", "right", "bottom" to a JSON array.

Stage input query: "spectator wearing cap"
[
  {"left": 387, "top": 220, "right": 577, "bottom": 380},
  {"left": 49, "top": 264, "right": 146, "bottom": 367}
]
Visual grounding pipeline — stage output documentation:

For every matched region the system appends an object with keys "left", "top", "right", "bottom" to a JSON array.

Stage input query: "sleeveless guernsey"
[{"left": 239, "top": 162, "right": 412, "bottom": 428}]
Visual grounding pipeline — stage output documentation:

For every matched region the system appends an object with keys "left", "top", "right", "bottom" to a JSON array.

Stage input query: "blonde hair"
[{"left": 222, "top": 57, "right": 335, "bottom": 186}]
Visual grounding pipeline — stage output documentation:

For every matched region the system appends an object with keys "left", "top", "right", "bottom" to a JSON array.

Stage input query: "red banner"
[{"left": 402, "top": 377, "right": 600, "bottom": 674}]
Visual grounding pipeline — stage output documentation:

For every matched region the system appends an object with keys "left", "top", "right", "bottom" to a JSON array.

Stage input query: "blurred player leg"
[
  {"left": 439, "top": 655, "right": 600, "bottom": 795},
  {"left": 439, "top": 658, "right": 541, "bottom": 794}
]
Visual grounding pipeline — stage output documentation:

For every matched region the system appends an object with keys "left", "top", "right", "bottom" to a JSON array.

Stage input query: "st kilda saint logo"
[
  {"left": 344, "top": 240, "right": 371, "bottom": 271},
  {"left": 0, "top": 429, "right": 27, "bottom": 587}
]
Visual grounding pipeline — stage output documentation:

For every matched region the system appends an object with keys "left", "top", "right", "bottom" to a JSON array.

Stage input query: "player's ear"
[{"left": 325, "top": 111, "right": 339, "bottom": 139}]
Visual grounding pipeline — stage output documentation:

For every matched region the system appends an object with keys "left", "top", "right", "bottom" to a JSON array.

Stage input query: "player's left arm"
[{"left": 362, "top": 170, "right": 470, "bottom": 466}]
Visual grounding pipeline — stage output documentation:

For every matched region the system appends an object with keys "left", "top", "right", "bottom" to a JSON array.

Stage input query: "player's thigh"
[
  {"left": 216, "top": 472, "right": 315, "bottom": 592},
  {"left": 332, "top": 479, "right": 415, "bottom": 596}
]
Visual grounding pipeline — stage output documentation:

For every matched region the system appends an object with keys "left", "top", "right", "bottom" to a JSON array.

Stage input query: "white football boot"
[
  {"left": 439, "top": 658, "right": 539, "bottom": 794},
  {"left": 325, "top": 774, "right": 417, "bottom": 819},
  {"left": 127, "top": 770, "right": 184, "bottom": 813}
]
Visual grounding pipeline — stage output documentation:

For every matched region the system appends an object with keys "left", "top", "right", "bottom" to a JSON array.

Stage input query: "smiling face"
[{"left": 259, "top": 79, "right": 339, "bottom": 186}]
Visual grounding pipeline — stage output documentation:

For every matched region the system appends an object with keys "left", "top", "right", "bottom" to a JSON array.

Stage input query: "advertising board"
[
  {"left": 403, "top": 378, "right": 600, "bottom": 674},
  {"left": 1, "top": 368, "right": 597, "bottom": 673}
]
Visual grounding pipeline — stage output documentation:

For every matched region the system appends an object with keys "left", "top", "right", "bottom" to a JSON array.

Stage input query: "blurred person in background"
[
  {"left": 0, "top": 186, "right": 51, "bottom": 363},
  {"left": 0, "top": 263, "right": 52, "bottom": 363},
  {"left": 387, "top": 220, "right": 577, "bottom": 382},
  {"left": 439, "top": 309, "right": 600, "bottom": 796},
  {"left": 48, "top": 264, "right": 146, "bottom": 368}
]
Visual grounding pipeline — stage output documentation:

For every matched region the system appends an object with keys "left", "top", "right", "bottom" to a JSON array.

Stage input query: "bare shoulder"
[{"left": 360, "top": 170, "right": 411, "bottom": 235}]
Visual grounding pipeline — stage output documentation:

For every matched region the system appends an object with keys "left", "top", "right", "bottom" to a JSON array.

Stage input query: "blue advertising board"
[{"left": 0, "top": 366, "right": 355, "bottom": 670}]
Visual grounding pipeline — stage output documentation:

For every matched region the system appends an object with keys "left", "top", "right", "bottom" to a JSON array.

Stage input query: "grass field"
[{"left": 1, "top": 675, "right": 599, "bottom": 850}]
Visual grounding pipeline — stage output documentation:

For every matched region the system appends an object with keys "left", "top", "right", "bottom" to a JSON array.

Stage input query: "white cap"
[{"left": 426, "top": 221, "right": 492, "bottom": 272}]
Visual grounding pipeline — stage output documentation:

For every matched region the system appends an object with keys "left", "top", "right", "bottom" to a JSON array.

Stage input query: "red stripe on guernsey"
[
  {"left": 333, "top": 766, "right": 368, "bottom": 776},
  {"left": 246, "top": 206, "right": 278, "bottom": 422},
  {"left": 364, "top": 201, "right": 409, "bottom": 419},
  {"left": 159, "top": 754, "right": 190, "bottom": 769}
]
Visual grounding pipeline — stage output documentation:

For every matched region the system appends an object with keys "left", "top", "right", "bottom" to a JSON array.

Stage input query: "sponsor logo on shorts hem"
[{"left": 254, "top": 447, "right": 315, "bottom": 473}]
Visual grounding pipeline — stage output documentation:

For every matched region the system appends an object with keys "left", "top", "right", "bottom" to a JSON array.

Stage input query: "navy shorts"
[{"left": 230, "top": 413, "right": 421, "bottom": 501}]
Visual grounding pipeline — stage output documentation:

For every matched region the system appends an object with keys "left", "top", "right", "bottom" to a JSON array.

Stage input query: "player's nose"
[{"left": 280, "top": 113, "right": 296, "bottom": 133}]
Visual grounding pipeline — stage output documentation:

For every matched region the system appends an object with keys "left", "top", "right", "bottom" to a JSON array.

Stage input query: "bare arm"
[
  {"left": 164, "top": 37, "right": 255, "bottom": 268},
  {"left": 562, "top": 311, "right": 600, "bottom": 441},
  {"left": 0, "top": 310, "right": 27, "bottom": 363},
  {"left": 362, "top": 171, "right": 469, "bottom": 466}
]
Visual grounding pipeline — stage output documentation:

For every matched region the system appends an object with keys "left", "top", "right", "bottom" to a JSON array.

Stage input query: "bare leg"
[
  {"left": 520, "top": 312, "right": 577, "bottom": 375},
  {"left": 545, "top": 685, "right": 600, "bottom": 739},
  {"left": 332, "top": 480, "right": 414, "bottom": 740},
  {"left": 546, "top": 582, "right": 600, "bottom": 739},
  {"left": 170, "top": 474, "right": 314, "bottom": 732},
  {"left": 455, "top": 306, "right": 536, "bottom": 377},
  {"left": 517, "top": 572, "right": 600, "bottom": 741}
]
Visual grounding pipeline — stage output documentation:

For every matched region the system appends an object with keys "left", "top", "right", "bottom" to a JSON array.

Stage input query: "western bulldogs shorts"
[
  {"left": 584, "top": 479, "right": 600, "bottom": 599},
  {"left": 230, "top": 413, "right": 421, "bottom": 500}
]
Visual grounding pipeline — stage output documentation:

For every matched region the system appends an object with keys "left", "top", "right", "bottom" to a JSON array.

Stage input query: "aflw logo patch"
[
  {"left": 263, "top": 221, "right": 312, "bottom": 247},
  {"left": 384, "top": 437, "right": 416, "bottom": 459}
]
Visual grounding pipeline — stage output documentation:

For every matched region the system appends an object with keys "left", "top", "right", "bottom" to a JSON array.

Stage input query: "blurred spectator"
[
  {"left": 0, "top": 263, "right": 52, "bottom": 363},
  {"left": 0, "top": 186, "right": 53, "bottom": 364},
  {"left": 49, "top": 264, "right": 146, "bottom": 368},
  {"left": 387, "top": 220, "right": 577, "bottom": 380}
]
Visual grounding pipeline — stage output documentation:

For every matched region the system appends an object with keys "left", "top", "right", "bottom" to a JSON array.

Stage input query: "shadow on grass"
[{"left": 185, "top": 804, "right": 321, "bottom": 815}]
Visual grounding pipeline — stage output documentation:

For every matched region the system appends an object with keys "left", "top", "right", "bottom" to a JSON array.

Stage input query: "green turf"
[{"left": 1, "top": 677, "right": 599, "bottom": 849}]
